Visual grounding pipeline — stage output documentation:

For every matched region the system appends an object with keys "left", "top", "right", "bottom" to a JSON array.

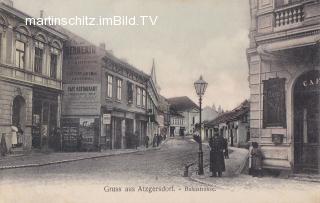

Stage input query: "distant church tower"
[{"left": 151, "top": 59, "right": 161, "bottom": 93}]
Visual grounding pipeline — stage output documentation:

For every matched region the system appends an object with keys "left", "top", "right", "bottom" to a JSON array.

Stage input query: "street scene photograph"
[{"left": 0, "top": 0, "right": 320, "bottom": 202}]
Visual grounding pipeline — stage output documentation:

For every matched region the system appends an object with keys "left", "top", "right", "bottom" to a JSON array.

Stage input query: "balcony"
[
  {"left": 274, "top": 3, "right": 304, "bottom": 29},
  {"left": 256, "top": 0, "right": 320, "bottom": 40}
]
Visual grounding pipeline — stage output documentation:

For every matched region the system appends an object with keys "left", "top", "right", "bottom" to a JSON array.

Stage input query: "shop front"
[
  {"left": 32, "top": 87, "right": 61, "bottom": 151},
  {"left": 293, "top": 70, "right": 320, "bottom": 173},
  {"left": 101, "top": 109, "right": 147, "bottom": 150},
  {"left": 61, "top": 116, "right": 100, "bottom": 152}
]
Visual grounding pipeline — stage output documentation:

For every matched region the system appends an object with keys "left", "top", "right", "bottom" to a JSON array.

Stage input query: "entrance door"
[
  {"left": 294, "top": 70, "right": 320, "bottom": 173},
  {"left": 125, "top": 119, "right": 134, "bottom": 148},
  {"left": 113, "top": 118, "right": 122, "bottom": 149},
  {"left": 179, "top": 127, "right": 185, "bottom": 136},
  {"left": 12, "top": 96, "right": 26, "bottom": 147}
]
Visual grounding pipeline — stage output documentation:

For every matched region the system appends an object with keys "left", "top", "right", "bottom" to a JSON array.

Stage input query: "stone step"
[
  {"left": 290, "top": 173, "right": 320, "bottom": 183},
  {"left": 9, "top": 147, "right": 25, "bottom": 157}
]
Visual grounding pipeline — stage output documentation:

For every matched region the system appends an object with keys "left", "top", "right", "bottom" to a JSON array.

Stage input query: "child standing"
[{"left": 251, "top": 142, "right": 263, "bottom": 177}]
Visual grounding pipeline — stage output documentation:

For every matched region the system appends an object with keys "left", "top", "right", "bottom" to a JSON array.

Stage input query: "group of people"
[
  {"left": 208, "top": 128, "right": 264, "bottom": 178},
  {"left": 144, "top": 133, "right": 165, "bottom": 148}
]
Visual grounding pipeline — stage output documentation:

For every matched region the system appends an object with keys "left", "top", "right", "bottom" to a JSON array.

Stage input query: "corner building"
[
  {"left": 0, "top": 2, "right": 66, "bottom": 152},
  {"left": 247, "top": 0, "right": 320, "bottom": 173}
]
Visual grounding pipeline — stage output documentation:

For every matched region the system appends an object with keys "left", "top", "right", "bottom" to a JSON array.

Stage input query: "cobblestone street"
[
  {"left": 0, "top": 138, "right": 206, "bottom": 185},
  {"left": 0, "top": 138, "right": 320, "bottom": 203}
]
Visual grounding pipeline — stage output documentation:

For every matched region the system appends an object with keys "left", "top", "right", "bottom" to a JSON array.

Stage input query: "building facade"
[
  {"left": 169, "top": 111, "right": 185, "bottom": 137},
  {"left": 61, "top": 29, "right": 152, "bottom": 151},
  {"left": 0, "top": 2, "right": 66, "bottom": 152},
  {"left": 167, "top": 96, "right": 200, "bottom": 136},
  {"left": 247, "top": 0, "right": 320, "bottom": 173},
  {"left": 204, "top": 100, "right": 250, "bottom": 147},
  {"left": 61, "top": 29, "right": 166, "bottom": 151}
]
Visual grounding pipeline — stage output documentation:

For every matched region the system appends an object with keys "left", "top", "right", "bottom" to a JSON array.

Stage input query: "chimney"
[
  {"left": 1, "top": 0, "right": 13, "bottom": 7},
  {"left": 40, "top": 10, "right": 44, "bottom": 18},
  {"left": 99, "top": 42, "right": 106, "bottom": 50}
]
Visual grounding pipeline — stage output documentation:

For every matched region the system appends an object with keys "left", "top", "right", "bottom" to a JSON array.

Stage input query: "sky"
[{"left": 13, "top": 0, "right": 251, "bottom": 110}]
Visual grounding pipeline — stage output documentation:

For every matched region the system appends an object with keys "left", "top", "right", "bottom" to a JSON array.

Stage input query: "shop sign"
[
  {"left": 296, "top": 70, "right": 320, "bottom": 92},
  {"left": 302, "top": 78, "right": 320, "bottom": 87},
  {"left": 62, "top": 84, "right": 101, "bottom": 116}
]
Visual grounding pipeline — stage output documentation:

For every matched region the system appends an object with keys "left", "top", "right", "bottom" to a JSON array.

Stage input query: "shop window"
[
  {"left": 34, "top": 41, "right": 44, "bottom": 74},
  {"left": 263, "top": 78, "right": 286, "bottom": 128},
  {"left": 50, "top": 47, "right": 59, "bottom": 79},
  {"left": 107, "top": 75, "right": 113, "bottom": 98},
  {"left": 116, "top": 79, "right": 122, "bottom": 101},
  {"left": 42, "top": 102, "right": 49, "bottom": 124},
  {"left": 15, "top": 40, "right": 25, "bottom": 68}
]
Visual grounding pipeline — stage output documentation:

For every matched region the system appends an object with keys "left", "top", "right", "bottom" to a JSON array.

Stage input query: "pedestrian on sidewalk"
[
  {"left": 11, "top": 125, "right": 18, "bottom": 148},
  {"left": 134, "top": 130, "right": 139, "bottom": 149},
  {"left": 209, "top": 128, "right": 225, "bottom": 177},
  {"left": 0, "top": 133, "right": 7, "bottom": 156},
  {"left": 223, "top": 137, "right": 229, "bottom": 159},
  {"left": 152, "top": 134, "right": 157, "bottom": 147},
  {"left": 250, "top": 142, "right": 264, "bottom": 177},
  {"left": 145, "top": 135, "right": 149, "bottom": 148},
  {"left": 17, "top": 125, "right": 23, "bottom": 147}
]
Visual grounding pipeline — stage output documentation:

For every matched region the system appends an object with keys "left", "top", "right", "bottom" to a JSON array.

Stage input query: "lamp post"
[{"left": 194, "top": 75, "right": 208, "bottom": 175}]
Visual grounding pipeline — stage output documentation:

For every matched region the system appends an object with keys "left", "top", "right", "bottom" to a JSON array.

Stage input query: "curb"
[
  {"left": 188, "top": 148, "right": 249, "bottom": 185},
  {"left": 234, "top": 150, "right": 249, "bottom": 175},
  {"left": 0, "top": 142, "right": 165, "bottom": 170}
]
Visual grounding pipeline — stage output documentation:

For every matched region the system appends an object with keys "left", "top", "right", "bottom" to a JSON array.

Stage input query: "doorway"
[
  {"left": 294, "top": 70, "right": 320, "bottom": 173},
  {"left": 12, "top": 95, "right": 26, "bottom": 147}
]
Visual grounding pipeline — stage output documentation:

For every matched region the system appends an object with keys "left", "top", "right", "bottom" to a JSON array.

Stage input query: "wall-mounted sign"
[
  {"left": 62, "top": 84, "right": 101, "bottom": 116},
  {"left": 103, "top": 114, "right": 111, "bottom": 125},
  {"left": 296, "top": 70, "right": 320, "bottom": 92},
  {"left": 63, "top": 66, "right": 101, "bottom": 84},
  {"left": 263, "top": 78, "right": 286, "bottom": 128}
]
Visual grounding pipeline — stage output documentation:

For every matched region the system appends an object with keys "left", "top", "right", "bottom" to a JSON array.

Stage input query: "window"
[
  {"left": 50, "top": 47, "right": 59, "bottom": 79},
  {"left": 15, "top": 40, "right": 25, "bottom": 68},
  {"left": 107, "top": 75, "right": 113, "bottom": 98},
  {"left": 116, "top": 79, "right": 122, "bottom": 101},
  {"left": 137, "top": 87, "right": 141, "bottom": 106},
  {"left": 127, "top": 82, "right": 133, "bottom": 104},
  {"left": 275, "top": 0, "right": 300, "bottom": 7},
  {"left": 142, "top": 89, "right": 146, "bottom": 107},
  {"left": 34, "top": 41, "right": 44, "bottom": 73},
  {"left": 192, "top": 117, "right": 195, "bottom": 125}
]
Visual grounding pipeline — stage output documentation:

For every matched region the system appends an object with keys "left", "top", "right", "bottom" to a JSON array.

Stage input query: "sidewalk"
[
  {"left": 0, "top": 144, "right": 163, "bottom": 170},
  {"left": 190, "top": 146, "right": 249, "bottom": 185}
]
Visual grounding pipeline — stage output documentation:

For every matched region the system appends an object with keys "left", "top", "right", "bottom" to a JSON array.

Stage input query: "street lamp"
[{"left": 194, "top": 75, "right": 208, "bottom": 175}]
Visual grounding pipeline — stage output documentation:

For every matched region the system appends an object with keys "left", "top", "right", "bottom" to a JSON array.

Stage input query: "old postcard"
[{"left": 0, "top": 0, "right": 320, "bottom": 202}]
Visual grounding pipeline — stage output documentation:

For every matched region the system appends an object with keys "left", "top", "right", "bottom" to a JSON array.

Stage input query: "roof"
[
  {"left": 0, "top": 3, "right": 67, "bottom": 40},
  {"left": 167, "top": 96, "right": 199, "bottom": 112},
  {"left": 205, "top": 100, "right": 249, "bottom": 127}
]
